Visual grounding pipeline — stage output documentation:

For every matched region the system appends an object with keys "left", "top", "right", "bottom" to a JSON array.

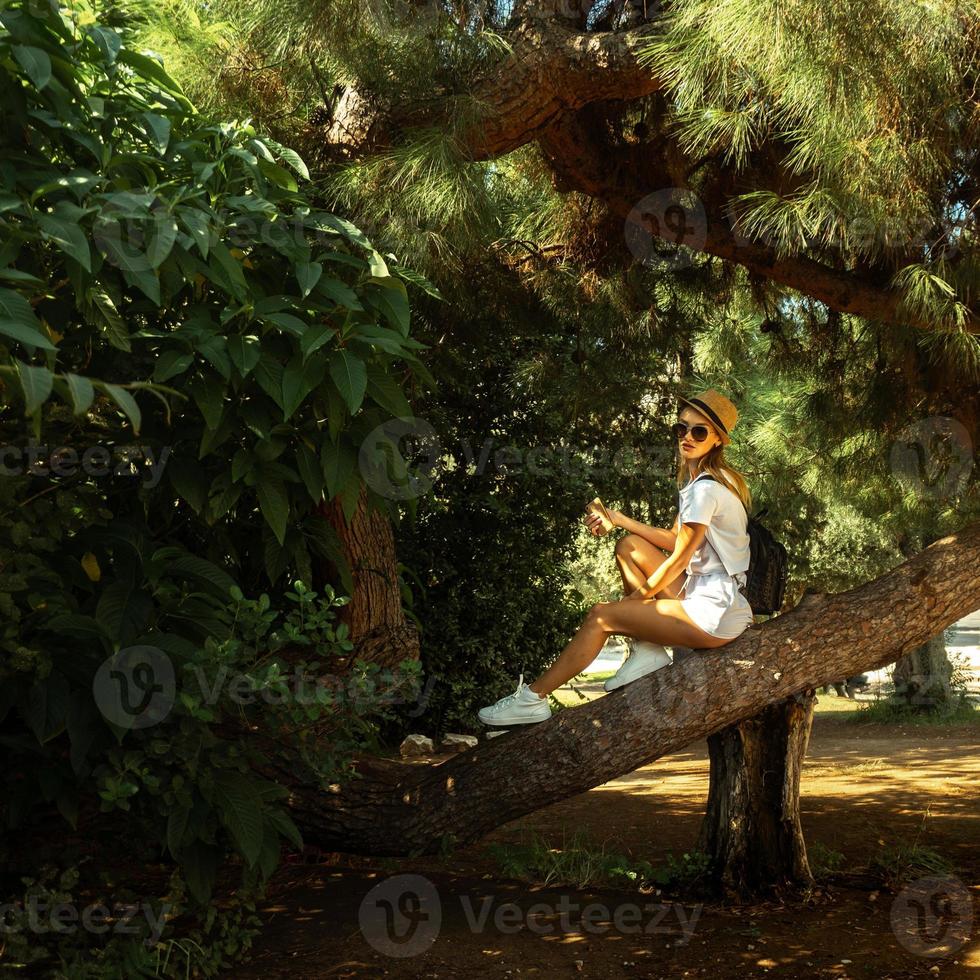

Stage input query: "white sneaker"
[
  {"left": 604, "top": 640, "right": 672, "bottom": 692},
  {"left": 478, "top": 672, "right": 552, "bottom": 726}
]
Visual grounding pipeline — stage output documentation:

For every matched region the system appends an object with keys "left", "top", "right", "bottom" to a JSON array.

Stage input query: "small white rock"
[
  {"left": 399, "top": 733, "right": 436, "bottom": 757},
  {"left": 441, "top": 733, "right": 478, "bottom": 750}
]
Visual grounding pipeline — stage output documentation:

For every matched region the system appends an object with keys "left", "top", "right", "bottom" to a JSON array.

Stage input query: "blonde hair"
[{"left": 674, "top": 410, "right": 752, "bottom": 512}]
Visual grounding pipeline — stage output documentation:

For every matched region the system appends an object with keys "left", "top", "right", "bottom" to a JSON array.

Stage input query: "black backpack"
[{"left": 689, "top": 474, "right": 788, "bottom": 616}]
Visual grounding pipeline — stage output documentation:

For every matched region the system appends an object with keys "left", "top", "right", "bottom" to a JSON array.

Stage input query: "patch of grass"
[
  {"left": 484, "top": 826, "right": 639, "bottom": 889},
  {"left": 808, "top": 841, "right": 847, "bottom": 880},
  {"left": 844, "top": 694, "right": 979, "bottom": 726},
  {"left": 648, "top": 849, "right": 712, "bottom": 890},
  {"left": 869, "top": 842, "right": 954, "bottom": 890},
  {"left": 483, "top": 826, "right": 710, "bottom": 894},
  {"left": 866, "top": 807, "right": 954, "bottom": 890}
]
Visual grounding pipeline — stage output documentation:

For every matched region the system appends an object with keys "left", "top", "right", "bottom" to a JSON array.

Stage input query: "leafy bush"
[{"left": 0, "top": 0, "right": 432, "bottom": 969}]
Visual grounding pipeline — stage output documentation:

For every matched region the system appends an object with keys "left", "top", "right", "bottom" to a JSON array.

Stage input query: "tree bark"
[
  {"left": 696, "top": 688, "right": 817, "bottom": 901},
  {"left": 891, "top": 532, "right": 956, "bottom": 712},
  {"left": 317, "top": 483, "right": 420, "bottom": 672},
  {"left": 276, "top": 520, "right": 980, "bottom": 856},
  {"left": 891, "top": 632, "right": 956, "bottom": 712}
]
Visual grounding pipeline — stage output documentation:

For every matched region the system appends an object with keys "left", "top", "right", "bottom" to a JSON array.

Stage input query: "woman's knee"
[
  {"left": 614, "top": 534, "right": 638, "bottom": 559},
  {"left": 615, "top": 533, "right": 656, "bottom": 561},
  {"left": 585, "top": 601, "right": 616, "bottom": 631}
]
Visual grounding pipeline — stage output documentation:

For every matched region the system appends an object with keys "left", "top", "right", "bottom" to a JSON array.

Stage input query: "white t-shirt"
[{"left": 677, "top": 470, "right": 750, "bottom": 577}]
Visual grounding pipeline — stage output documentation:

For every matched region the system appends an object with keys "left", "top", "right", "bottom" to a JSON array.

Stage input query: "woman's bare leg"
[
  {"left": 528, "top": 597, "right": 728, "bottom": 697},
  {"left": 615, "top": 534, "right": 686, "bottom": 599}
]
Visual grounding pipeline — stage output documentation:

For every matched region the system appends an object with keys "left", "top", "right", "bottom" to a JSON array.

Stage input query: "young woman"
[{"left": 477, "top": 388, "right": 755, "bottom": 726}]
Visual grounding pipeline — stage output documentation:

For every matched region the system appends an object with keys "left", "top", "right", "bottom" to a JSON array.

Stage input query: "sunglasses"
[{"left": 672, "top": 421, "right": 711, "bottom": 442}]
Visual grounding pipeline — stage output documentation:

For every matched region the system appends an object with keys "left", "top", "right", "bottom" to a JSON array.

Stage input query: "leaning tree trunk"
[
  {"left": 891, "top": 532, "right": 955, "bottom": 712},
  {"left": 695, "top": 687, "right": 817, "bottom": 901},
  {"left": 273, "top": 521, "right": 980, "bottom": 856},
  {"left": 316, "top": 483, "right": 420, "bottom": 672}
]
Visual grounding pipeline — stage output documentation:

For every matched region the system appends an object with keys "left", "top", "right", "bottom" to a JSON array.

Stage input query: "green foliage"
[
  {"left": 636, "top": 0, "right": 979, "bottom": 332},
  {"left": 868, "top": 841, "right": 954, "bottom": 892},
  {"left": 484, "top": 825, "right": 711, "bottom": 896},
  {"left": 0, "top": 0, "right": 436, "bottom": 569},
  {"left": 845, "top": 694, "right": 978, "bottom": 726},
  {"left": 485, "top": 827, "right": 643, "bottom": 891},
  {"left": 807, "top": 841, "right": 847, "bottom": 880},
  {"left": 0, "top": 0, "right": 433, "bottom": 970}
]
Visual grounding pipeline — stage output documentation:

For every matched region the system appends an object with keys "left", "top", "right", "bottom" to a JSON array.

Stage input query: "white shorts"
[{"left": 679, "top": 570, "right": 754, "bottom": 640}]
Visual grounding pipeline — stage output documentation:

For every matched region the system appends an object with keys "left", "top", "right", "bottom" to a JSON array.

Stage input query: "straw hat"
[{"left": 678, "top": 388, "right": 738, "bottom": 446}]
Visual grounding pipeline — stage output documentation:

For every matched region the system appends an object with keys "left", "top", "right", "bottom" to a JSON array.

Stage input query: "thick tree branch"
[
  {"left": 280, "top": 519, "right": 980, "bottom": 856},
  {"left": 462, "top": 18, "right": 663, "bottom": 158},
  {"left": 537, "top": 110, "right": 980, "bottom": 333},
  {"left": 323, "top": 13, "right": 980, "bottom": 333}
]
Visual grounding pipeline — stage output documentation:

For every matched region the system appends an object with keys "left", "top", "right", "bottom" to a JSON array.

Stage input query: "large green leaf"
[
  {"left": 366, "top": 364, "right": 412, "bottom": 419},
  {"left": 117, "top": 49, "right": 194, "bottom": 110},
  {"left": 211, "top": 769, "right": 265, "bottom": 868},
  {"left": 179, "top": 841, "right": 220, "bottom": 905},
  {"left": 13, "top": 46, "right": 52, "bottom": 90},
  {"left": 166, "top": 554, "right": 237, "bottom": 599},
  {"left": 16, "top": 361, "right": 54, "bottom": 415},
  {"left": 153, "top": 350, "right": 193, "bottom": 383},
  {"left": 64, "top": 372, "right": 95, "bottom": 415},
  {"left": 0, "top": 287, "right": 55, "bottom": 351},
  {"left": 103, "top": 383, "right": 141, "bottom": 433},
  {"left": 24, "top": 672, "right": 70, "bottom": 745},
  {"left": 328, "top": 350, "right": 367, "bottom": 414},
  {"left": 95, "top": 582, "right": 152, "bottom": 643},
  {"left": 89, "top": 288, "right": 129, "bottom": 351},
  {"left": 228, "top": 335, "right": 261, "bottom": 377},
  {"left": 365, "top": 276, "right": 411, "bottom": 336},
  {"left": 295, "top": 260, "right": 321, "bottom": 297},
  {"left": 257, "top": 475, "right": 289, "bottom": 545},
  {"left": 281, "top": 354, "right": 325, "bottom": 421},
  {"left": 38, "top": 210, "right": 92, "bottom": 271},
  {"left": 321, "top": 437, "right": 356, "bottom": 499},
  {"left": 294, "top": 443, "right": 323, "bottom": 502}
]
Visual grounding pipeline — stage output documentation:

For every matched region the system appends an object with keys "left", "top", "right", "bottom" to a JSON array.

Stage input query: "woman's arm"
[
  {"left": 607, "top": 508, "right": 678, "bottom": 552},
  {"left": 625, "top": 521, "right": 708, "bottom": 600}
]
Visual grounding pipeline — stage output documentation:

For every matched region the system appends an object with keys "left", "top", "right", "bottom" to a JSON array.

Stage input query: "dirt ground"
[{"left": 233, "top": 699, "right": 980, "bottom": 980}]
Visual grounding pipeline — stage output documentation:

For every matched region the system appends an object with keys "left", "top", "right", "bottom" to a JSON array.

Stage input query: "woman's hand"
[{"left": 585, "top": 507, "right": 622, "bottom": 536}]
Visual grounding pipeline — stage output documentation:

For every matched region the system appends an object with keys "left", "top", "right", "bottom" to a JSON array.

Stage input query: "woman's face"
[{"left": 677, "top": 407, "right": 723, "bottom": 462}]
